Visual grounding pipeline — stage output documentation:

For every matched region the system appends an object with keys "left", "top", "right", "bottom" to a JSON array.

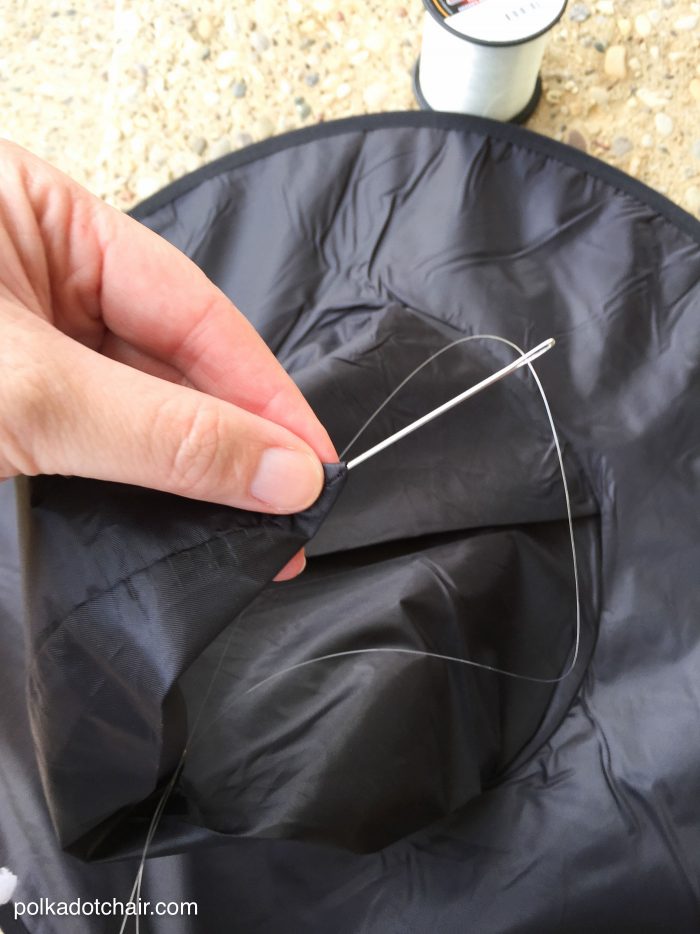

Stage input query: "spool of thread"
[{"left": 414, "top": 0, "right": 568, "bottom": 123}]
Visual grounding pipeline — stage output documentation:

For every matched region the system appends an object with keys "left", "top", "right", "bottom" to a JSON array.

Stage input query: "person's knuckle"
[{"left": 166, "top": 400, "right": 231, "bottom": 496}]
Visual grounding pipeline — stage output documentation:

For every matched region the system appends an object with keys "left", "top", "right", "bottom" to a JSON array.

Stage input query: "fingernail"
[
  {"left": 250, "top": 448, "right": 323, "bottom": 513},
  {"left": 273, "top": 551, "right": 307, "bottom": 582}
]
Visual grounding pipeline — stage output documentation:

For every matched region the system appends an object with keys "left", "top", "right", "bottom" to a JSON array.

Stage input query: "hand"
[{"left": 0, "top": 141, "right": 337, "bottom": 581}]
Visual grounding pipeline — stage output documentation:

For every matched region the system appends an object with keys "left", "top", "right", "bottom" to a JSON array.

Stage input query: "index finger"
[{"left": 97, "top": 205, "right": 338, "bottom": 462}]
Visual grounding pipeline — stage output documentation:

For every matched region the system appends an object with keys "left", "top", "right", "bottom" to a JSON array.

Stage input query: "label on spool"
[
  {"left": 431, "top": 0, "right": 486, "bottom": 13},
  {"left": 427, "top": 0, "right": 566, "bottom": 44}
]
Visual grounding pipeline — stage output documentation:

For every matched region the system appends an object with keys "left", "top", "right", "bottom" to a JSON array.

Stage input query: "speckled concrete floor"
[{"left": 1, "top": 1, "right": 699, "bottom": 215}]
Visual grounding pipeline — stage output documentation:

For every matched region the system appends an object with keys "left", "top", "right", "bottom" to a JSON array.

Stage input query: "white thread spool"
[{"left": 414, "top": 0, "right": 568, "bottom": 122}]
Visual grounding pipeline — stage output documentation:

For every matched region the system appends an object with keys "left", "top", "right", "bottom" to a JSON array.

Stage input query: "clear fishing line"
[
  {"left": 342, "top": 337, "right": 555, "bottom": 469},
  {"left": 191, "top": 334, "right": 581, "bottom": 748},
  {"left": 119, "top": 333, "right": 581, "bottom": 931}
]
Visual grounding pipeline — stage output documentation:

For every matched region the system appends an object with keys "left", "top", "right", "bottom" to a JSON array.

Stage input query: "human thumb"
[{"left": 2, "top": 316, "right": 325, "bottom": 513}]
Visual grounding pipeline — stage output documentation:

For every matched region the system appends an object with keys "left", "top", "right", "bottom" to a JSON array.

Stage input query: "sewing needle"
[{"left": 345, "top": 338, "right": 555, "bottom": 470}]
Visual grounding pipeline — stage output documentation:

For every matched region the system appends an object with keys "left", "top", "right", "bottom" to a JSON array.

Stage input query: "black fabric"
[
  {"left": 22, "top": 465, "right": 346, "bottom": 855},
  {"left": 1, "top": 112, "right": 699, "bottom": 932}
]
